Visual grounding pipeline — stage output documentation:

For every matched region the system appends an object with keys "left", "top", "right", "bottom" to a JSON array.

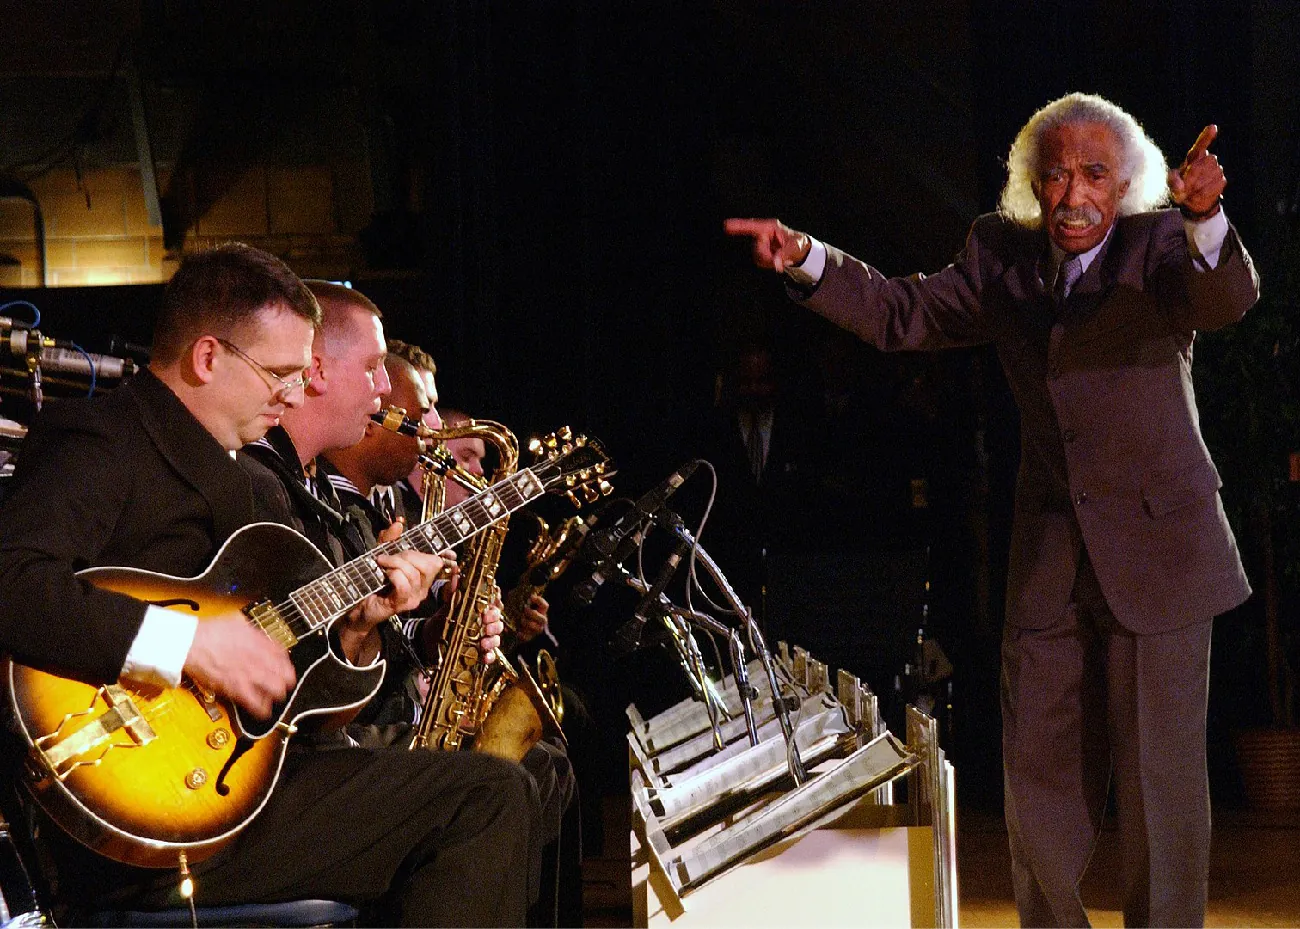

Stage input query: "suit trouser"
[
  {"left": 198, "top": 745, "right": 540, "bottom": 927},
  {"left": 54, "top": 743, "right": 542, "bottom": 928},
  {"left": 1001, "top": 555, "right": 1213, "bottom": 928}
]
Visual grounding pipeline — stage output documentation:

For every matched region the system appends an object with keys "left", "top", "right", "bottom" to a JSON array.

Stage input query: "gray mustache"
[{"left": 1052, "top": 204, "right": 1103, "bottom": 225}]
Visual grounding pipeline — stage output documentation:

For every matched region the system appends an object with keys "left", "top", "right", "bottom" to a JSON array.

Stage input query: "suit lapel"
[{"left": 130, "top": 370, "right": 255, "bottom": 544}]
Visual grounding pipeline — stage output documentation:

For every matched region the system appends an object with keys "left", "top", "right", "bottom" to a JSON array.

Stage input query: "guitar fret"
[
  {"left": 429, "top": 525, "right": 448, "bottom": 549},
  {"left": 321, "top": 576, "right": 347, "bottom": 614},
  {"left": 304, "top": 586, "right": 330, "bottom": 626},
  {"left": 287, "top": 590, "right": 316, "bottom": 630},
  {"left": 337, "top": 570, "right": 363, "bottom": 602},
  {"left": 271, "top": 455, "right": 576, "bottom": 633},
  {"left": 362, "top": 556, "right": 386, "bottom": 586}
]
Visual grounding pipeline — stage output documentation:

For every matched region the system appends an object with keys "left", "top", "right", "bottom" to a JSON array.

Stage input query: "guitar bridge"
[{"left": 31, "top": 684, "right": 157, "bottom": 781}]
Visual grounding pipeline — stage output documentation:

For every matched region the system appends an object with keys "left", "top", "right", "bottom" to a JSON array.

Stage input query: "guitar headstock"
[{"left": 529, "top": 427, "right": 615, "bottom": 507}]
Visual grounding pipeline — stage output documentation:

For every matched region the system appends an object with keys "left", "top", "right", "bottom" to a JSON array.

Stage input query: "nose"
[
  {"left": 1062, "top": 173, "right": 1086, "bottom": 206},
  {"left": 375, "top": 361, "right": 392, "bottom": 399},
  {"left": 281, "top": 382, "right": 307, "bottom": 409}
]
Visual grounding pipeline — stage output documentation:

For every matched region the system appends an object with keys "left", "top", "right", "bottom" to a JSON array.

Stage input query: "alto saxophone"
[{"left": 400, "top": 415, "right": 563, "bottom": 762}]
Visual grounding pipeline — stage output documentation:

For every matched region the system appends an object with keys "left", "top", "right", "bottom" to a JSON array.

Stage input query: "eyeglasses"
[{"left": 216, "top": 338, "right": 312, "bottom": 396}]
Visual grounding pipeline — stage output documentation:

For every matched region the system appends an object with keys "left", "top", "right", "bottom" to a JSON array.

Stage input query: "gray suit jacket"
[{"left": 799, "top": 209, "right": 1260, "bottom": 633}]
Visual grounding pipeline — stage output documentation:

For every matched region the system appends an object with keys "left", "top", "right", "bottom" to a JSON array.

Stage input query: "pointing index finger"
[
  {"left": 724, "top": 217, "right": 766, "bottom": 237},
  {"left": 1181, "top": 124, "right": 1218, "bottom": 174}
]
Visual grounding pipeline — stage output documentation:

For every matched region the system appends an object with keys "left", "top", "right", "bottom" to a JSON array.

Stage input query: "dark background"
[{"left": 4, "top": 0, "right": 1300, "bottom": 812}]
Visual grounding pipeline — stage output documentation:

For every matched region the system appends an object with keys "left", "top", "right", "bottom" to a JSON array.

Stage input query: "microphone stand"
[
  {"left": 621, "top": 575, "right": 734, "bottom": 749},
  {"left": 655, "top": 514, "right": 808, "bottom": 786}
]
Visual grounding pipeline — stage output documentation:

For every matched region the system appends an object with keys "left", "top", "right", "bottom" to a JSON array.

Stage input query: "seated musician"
[
  {"left": 0, "top": 247, "right": 538, "bottom": 927},
  {"left": 320, "top": 346, "right": 580, "bottom": 927}
]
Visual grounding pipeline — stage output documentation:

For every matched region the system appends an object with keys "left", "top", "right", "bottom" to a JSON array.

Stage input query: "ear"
[
  {"left": 190, "top": 336, "right": 221, "bottom": 386},
  {"left": 305, "top": 354, "right": 326, "bottom": 395},
  {"left": 1118, "top": 178, "right": 1131, "bottom": 199}
]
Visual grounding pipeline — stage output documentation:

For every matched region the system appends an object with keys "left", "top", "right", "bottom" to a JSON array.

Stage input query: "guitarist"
[{"left": 0, "top": 247, "right": 537, "bottom": 927}]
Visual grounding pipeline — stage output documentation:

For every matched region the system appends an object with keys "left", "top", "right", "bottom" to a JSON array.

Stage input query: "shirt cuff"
[
  {"left": 784, "top": 237, "right": 827, "bottom": 287},
  {"left": 1184, "top": 207, "right": 1229, "bottom": 270},
  {"left": 121, "top": 605, "right": 198, "bottom": 688}
]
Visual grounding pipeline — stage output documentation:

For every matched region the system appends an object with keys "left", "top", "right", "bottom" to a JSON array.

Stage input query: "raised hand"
[
  {"left": 724, "top": 217, "right": 812, "bottom": 272},
  {"left": 184, "top": 614, "right": 297, "bottom": 719},
  {"left": 1168, "top": 124, "right": 1225, "bottom": 219}
]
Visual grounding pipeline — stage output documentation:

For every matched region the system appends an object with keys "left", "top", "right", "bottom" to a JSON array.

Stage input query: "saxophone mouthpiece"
[{"left": 372, "top": 406, "right": 425, "bottom": 438}]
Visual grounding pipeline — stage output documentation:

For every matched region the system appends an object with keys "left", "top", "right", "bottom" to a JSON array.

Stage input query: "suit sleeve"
[
  {"left": 1149, "top": 210, "right": 1260, "bottom": 332},
  {"left": 0, "top": 410, "right": 149, "bottom": 685},
  {"left": 794, "top": 219, "right": 1000, "bottom": 352}
]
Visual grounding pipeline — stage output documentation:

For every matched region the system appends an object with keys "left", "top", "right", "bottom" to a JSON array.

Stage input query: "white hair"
[{"left": 998, "top": 92, "right": 1170, "bottom": 228}]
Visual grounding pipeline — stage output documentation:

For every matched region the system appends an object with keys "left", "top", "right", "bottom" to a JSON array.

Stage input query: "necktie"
[
  {"left": 371, "top": 485, "right": 397, "bottom": 525},
  {"left": 1053, "top": 255, "right": 1082, "bottom": 305}
]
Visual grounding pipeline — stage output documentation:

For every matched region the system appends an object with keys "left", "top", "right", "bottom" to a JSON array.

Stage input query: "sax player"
[
  {"left": 322, "top": 341, "right": 581, "bottom": 929},
  {"left": 235, "top": 281, "right": 545, "bottom": 923}
]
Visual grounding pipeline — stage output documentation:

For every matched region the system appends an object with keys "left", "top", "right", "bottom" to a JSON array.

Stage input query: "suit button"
[
  {"left": 1063, "top": 429, "right": 1077, "bottom": 442},
  {"left": 1075, "top": 491, "right": 1089, "bottom": 506}
]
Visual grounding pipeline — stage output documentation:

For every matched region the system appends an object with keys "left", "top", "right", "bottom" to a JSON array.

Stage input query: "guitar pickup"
[{"left": 33, "top": 684, "right": 157, "bottom": 780}]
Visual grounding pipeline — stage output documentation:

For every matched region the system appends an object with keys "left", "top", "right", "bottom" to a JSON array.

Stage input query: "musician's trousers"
[
  {"left": 51, "top": 744, "right": 541, "bottom": 927},
  {"left": 1001, "top": 555, "right": 1213, "bottom": 928},
  {"left": 193, "top": 745, "right": 541, "bottom": 927}
]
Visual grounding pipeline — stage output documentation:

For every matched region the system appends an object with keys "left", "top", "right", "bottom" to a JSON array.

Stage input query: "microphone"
[
  {"left": 611, "top": 511, "right": 692, "bottom": 654},
  {"left": 36, "top": 344, "right": 135, "bottom": 380},
  {"left": 569, "top": 460, "right": 699, "bottom": 605},
  {"left": 570, "top": 513, "right": 651, "bottom": 606},
  {"left": 1, "top": 327, "right": 135, "bottom": 379},
  {"left": 629, "top": 459, "right": 698, "bottom": 523}
]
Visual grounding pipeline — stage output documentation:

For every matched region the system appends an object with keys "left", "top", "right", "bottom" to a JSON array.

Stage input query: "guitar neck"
[{"left": 284, "top": 466, "right": 549, "bottom": 634}]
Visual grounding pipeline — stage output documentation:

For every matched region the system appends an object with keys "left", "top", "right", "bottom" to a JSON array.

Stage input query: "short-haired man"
[
  {"left": 0, "top": 250, "right": 537, "bottom": 926},
  {"left": 727, "top": 93, "right": 1260, "bottom": 927}
]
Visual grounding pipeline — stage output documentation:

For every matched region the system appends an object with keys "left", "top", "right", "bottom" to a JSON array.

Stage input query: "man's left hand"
[
  {"left": 517, "top": 593, "right": 550, "bottom": 643},
  {"left": 1168, "top": 124, "right": 1225, "bottom": 219},
  {"left": 478, "top": 597, "right": 505, "bottom": 664}
]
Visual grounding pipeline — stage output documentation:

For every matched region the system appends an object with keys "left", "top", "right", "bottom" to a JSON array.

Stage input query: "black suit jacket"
[
  {"left": 0, "top": 370, "right": 289, "bottom": 685},
  {"left": 801, "top": 209, "right": 1260, "bottom": 633}
]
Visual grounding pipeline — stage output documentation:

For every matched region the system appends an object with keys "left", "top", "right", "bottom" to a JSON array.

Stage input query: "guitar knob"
[
  {"left": 184, "top": 768, "right": 209, "bottom": 790},
  {"left": 206, "top": 728, "right": 231, "bottom": 750}
]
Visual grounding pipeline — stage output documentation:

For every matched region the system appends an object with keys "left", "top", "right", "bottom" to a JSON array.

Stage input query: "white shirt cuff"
[
  {"left": 121, "top": 605, "right": 198, "bottom": 688},
  {"left": 785, "top": 237, "right": 827, "bottom": 287},
  {"left": 1184, "top": 207, "right": 1229, "bottom": 269}
]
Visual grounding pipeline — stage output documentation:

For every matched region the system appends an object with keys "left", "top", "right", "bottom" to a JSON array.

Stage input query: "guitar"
[{"left": 5, "top": 433, "right": 610, "bottom": 868}]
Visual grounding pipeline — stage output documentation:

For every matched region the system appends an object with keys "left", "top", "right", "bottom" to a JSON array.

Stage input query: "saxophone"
[
  {"left": 405, "top": 417, "right": 563, "bottom": 762},
  {"left": 501, "top": 513, "right": 585, "bottom": 724}
]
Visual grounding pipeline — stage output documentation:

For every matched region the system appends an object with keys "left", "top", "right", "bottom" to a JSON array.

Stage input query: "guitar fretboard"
[{"left": 275, "top": 466, "right": 549, "bottom": 639}]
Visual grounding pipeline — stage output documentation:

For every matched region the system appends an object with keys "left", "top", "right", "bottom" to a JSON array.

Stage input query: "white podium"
[
  {"left": 629, "top": 651, "right": 958, "bottom": 928},
  {"left": 634, "top": 800, "right": 942, "bottom": 928}
]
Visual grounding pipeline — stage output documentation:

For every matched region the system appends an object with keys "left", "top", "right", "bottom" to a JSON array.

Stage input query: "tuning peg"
[
  {"left": 528, "top": 436, "right": 544, "bottom": 455},
  {"left": 558, "top": 426, "right": 573, "bottom": 441}
]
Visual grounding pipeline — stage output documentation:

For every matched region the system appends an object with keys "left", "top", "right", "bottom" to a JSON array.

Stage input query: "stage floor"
[
  {"left": 588, "top": 800, "right": 1300, "bottom": 927},
  {"left": 958, "top": 807, "right": 1300, "bottom": 928}
]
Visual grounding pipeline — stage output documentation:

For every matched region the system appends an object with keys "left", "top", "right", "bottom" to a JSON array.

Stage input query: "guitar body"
[{"left": 5, "top": 522, "right": 385, "bottom": 868}]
